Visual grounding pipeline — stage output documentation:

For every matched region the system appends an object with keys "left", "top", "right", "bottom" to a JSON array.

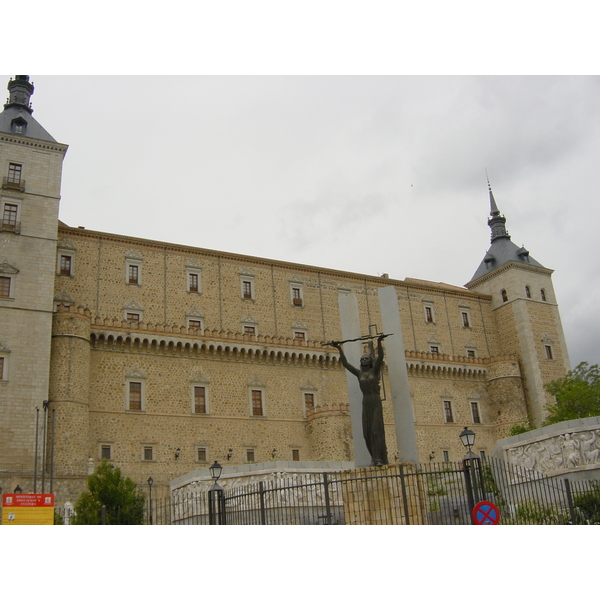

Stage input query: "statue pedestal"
[{"left": 340, "top": 463, "right": 425, "bottom": 525}]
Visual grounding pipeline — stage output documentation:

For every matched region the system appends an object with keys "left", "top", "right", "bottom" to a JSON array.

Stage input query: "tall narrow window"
[
  {"left": 304, "top": 392, "right": 315, "bottom": 411},
  {"left": 0, "top": 276, "right": 10, "bottom": 298},
  {"left": 471, "top": 402, "right": 481, "bottom": 424},
  {"left": 60, "top": 255, "right": 72, "bottom": 276},
  {"left": 251, "top": 390, "right": 264, "bottom": 416},
  {"left": 541, "top": 289, "right": 547, "bottom": 301},
  {"left": 525, "top": 286, "right": 531, "bottom": 298},
  {"left": 242, "top": 280, "right": 253, "bottom": 299},
  {"left": 246, "top": 449, "right": 255, "bottom": 462},
  {"left": 443, "top": 400, "right": 454, "bottom": 423},
  {"left": 461, "top": 311, "right": 470, "bottom": 328},
  {"left": 545, "top": 345, "right": 554, "bottom": 360},
  {"left": 128, "top": 264, "right": 139, "bottom": 284},
  {"left": 0, "top": 357, "right": 4, "bottom": 380},
  {"left": 129, "top": 382, "right": 142, "bottom": 410},
  {"left": 197, "top": 447, "right": 207, "bottom": 462},
  {"left": 442, "top": 451, "right": 449, "bottom": 462},
  {"left": 8, "top": 163, "right": 22, "bottom": 184},
  {"left": 292, "top": 449, "right": 300, "bottom": 461},
  {"left": 425, "top": 306, "right": 434, "bottom": 323},
  {"left": 292, "top": 287, "right": 302, "bottom": 306},
  {"left": 193, "top": 386, "right": 207, "bottom": 414},
  {"left": 501, "top": 289, "right": 508, "bottom": 302},
  {"left": 143, "top": 446, "right": 153, "bottom": 461},
  {"left": 2, "top": 204, "right": 18, "bottom": 229},
  {"left": 189, "top": 272, "right": 199, "bottom": 293}
]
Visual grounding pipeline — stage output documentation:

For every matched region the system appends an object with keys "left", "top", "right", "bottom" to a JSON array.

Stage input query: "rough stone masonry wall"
[{"left": 42, "top": 225, "right": 540, "bottom": 504}]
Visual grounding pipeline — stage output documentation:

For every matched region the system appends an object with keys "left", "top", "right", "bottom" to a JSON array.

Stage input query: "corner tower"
[
  {"left": 466, "top": 180, "right": 570, "bottom": 426},
  {"left": 0, "top": 76, "right": 68, "bottom": 490}
]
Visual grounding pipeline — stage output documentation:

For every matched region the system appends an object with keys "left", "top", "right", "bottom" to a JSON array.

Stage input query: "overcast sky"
[{"left": 8, "top": 75, "right": 598, "bottom": 368}]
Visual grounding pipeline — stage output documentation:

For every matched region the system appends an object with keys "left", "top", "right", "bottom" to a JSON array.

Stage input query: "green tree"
[
  {"left": 544, "top": 362, "right": 600, "bottom": 425},
  {"left": 74, "top": 460, "right": 146, "bottom": 525}
]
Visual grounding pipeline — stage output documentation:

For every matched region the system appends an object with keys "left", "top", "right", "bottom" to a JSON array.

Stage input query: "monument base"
[{"left": 340, "top": 463, "right": 425, "bottom": 525}]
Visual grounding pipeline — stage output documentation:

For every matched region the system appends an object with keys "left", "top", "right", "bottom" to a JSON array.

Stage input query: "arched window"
[
  {"left": 540, "top": 288, "right": 547, "bottom": 301},
  {"left": 501, "top": 289, "right": 508, "bottom": 303},
  {"left": 525, "top": 286, "right": 531, "bottom": 299}
]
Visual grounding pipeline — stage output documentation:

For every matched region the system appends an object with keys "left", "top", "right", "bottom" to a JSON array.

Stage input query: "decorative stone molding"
[{"left": 503, "top": 426, "right": 600, "bottom": 476}]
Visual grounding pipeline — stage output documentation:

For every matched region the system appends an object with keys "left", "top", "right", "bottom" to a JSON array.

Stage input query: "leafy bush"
[{"left": 74, "top": 460, "right": 146, "bottom": 525}]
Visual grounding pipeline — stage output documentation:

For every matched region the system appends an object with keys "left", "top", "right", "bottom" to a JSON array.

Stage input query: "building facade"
[{"left": 0, "top": 77, "right": 571, "bottom": 503}]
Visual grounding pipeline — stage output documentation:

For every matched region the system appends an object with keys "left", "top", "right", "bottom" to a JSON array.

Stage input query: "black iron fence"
[{"left": 52, "top": 458, "right": 600, "bottom": 524}]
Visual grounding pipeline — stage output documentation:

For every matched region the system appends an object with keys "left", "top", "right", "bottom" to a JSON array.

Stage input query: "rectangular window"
[
  {"left": 60, "top": 255, "right": 72, "bottom": 276},
  {"left": 246, "top": 449, "right": 255, "bottom": 462},
  {"left": 304, "top": 392, "right": 315, "bottom": 411},
  {"left": 425, "top": 306, "right": 434, "bottom": 323},
  {"left": 545, "top": 345, "right": 554, "bottom": 359},
  {"left": 292, "top": 449, "right": 300, "bottom": 461},
  {"left": 251, "top": 390, "right": 263, "bottom": 416},
  {"left": 242, "top": 280, "right": 252, "bottom": 299},
  {"left": 0, "top": 357, "right": 4, "bottom": 380},
  {"left": 292, "top": 287, "right": 302, "bottom": 306},
  {"left": 189, "top": 272, "right": 199, "bottom": 293},
  {"left": 197, "top": 447, "right": 207, "bottom": 462},
  {"left": 126, "top": 312, "right": 140, "bottom": 323},
  {"left": 467, "top": 350, "right": 476, "bottom": 358},
  {"left": 143, "top": 446, "right": 153, "bottom": 461},
  {"left": 8, "top": 163, "right": 22, "bottom": 184},
  {"left": 128, "top": 264, "right": 139, "bottom": 284},
  {"left": 442, "top": 450, "right": 449, "bottom": 462},
  {"left": 430, "top": 346, "right": 439, "bottom": 354},
  {"left": 294, "top": 331, "right": 305, "bottom": 341},
  {"left": 461, "top": 312, "right": 470, "bottom": 327},
  {"left": 101, "top": 445, "right": 112, "bottom": 460},
  {"left": 193, "top": 386, "right": 207, "bottom": 414},
  {"left": 129, "top": 382, "right": 142, "bottom": 410},
  {"left": 0, "top": 276, "right": 10, "bottom": 297},
  {"left": 188, "top": 319, "right": 202, "bottom": 331},
  {"left": 471, "top": 402, "right": 481, "bottom": 424},
  {"left": 443, "top": 400, "right": 454, "bottom": 423},
  {"left": 244, "top": 325, "right": 256, "bottom": 336},
  {"left": 2, "top": 203, "right": 18, "bottom": 229}
]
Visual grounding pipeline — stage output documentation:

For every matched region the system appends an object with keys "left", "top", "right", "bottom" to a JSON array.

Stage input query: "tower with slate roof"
[
  {"left": 0, "top": 76, "right": 68, "bottom": 488},
  {"left": 466, "top": 180, "right": 570, "bottom": 425}
]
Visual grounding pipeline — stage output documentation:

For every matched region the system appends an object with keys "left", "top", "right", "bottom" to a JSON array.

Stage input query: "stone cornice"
[{"left": 0, "top": 133, "right": 68, "bottom": 154}]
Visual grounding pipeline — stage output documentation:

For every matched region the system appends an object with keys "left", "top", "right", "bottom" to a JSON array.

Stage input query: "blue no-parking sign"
[{"left": 472, "top": 500, "right": 500, "bottom": 525}]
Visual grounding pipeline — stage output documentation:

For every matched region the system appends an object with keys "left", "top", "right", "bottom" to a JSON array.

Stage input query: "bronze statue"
[{"left": 331, "top": 334, "right": 390, "bottom": 466}]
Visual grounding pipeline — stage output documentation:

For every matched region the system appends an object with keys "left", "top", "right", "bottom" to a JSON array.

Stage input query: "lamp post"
[
  {"left": 14, "top": 485, "right": 22, "bottom": 494},
  {"left": 208, "top": 461, "right": 226, "bottom": 525},
  {"left": 147, "top": 477, "right": 154, "bottom": 525},
  {"left": 459, "top": 427, "right": 485, "bottom": 523}
]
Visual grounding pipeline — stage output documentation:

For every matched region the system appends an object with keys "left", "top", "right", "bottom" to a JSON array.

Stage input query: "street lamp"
[
  {"left": 14, "top": 485, "right": 22, "bottom": 494},
  {"left": 459, "top": 427, "right": 476, "bottom": 458},
  {"left": 209, "top": 461, "right": 223, "bottom": 481},
  {"left": 147, "top": 477, "right": 154, "bottom": 525},
  {"left": 208, "top": 461, "right": 225, "bottom": 525},
  {"left": 459, "top": 427, "right": 485, "bottom": 523}
]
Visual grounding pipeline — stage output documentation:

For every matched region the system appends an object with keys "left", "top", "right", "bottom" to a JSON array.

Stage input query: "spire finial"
[
  {"left": 4, "top": 76, "right": 34, "bottom": 114},
  {"left": 486, "top": 169, "right": 500, "bottom": 216}
]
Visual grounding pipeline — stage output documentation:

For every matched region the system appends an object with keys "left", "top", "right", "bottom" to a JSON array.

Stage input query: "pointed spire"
[
  {"left": 486, "top": 176, "right": 510, "bottom": 242},
  {"left": 488, "top": 175, "right": 500, "bottom": 216}
]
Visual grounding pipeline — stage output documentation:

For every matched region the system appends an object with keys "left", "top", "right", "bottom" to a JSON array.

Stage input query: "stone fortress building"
[{"left": 0, "top": 76, "right": 571, "bottom": 503}]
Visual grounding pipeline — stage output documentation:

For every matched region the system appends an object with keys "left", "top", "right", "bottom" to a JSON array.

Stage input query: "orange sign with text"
[{"left": 2, "top": 493, "right": 55, "bottom": 525}]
